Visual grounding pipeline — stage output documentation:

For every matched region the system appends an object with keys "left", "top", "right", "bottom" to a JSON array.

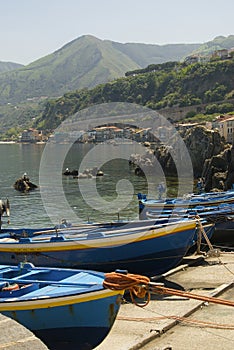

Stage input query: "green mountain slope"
[
  {"left": 35, "top": 58, "right": 234, "bottom": 130},
  {"left": 0, "top": 35, "right": 202, "bottom": 104},
  {"left": 192, "top": 35, "right": 234, "bottom": 56},
  {"left": 0, "top": 35, "right": 140, "bottom": 104},
  {"left": 0, "top": 34, "right": 233, "bottom": 110},
  {"left": 112, "top": 42, "right": 200, "bottom": 67},
  {"left": 0, "top": 61, "right": 23, "bottom": 73}
]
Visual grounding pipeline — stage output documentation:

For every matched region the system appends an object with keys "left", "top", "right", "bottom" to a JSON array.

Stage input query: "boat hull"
[
  {"left": 1, "top": 281, "right": 122, "bottom": 350},
  {"left": 0, "top": 221, "right": 197, "bottom": 276},
  {"left": 138, "top": 190, "right": 234, "bottom": 215}
]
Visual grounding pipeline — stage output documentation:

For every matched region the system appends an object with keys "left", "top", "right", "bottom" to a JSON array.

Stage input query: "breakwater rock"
[
  {"left": 181, "top": 125, "right": 225, "bottom": 177},
  {"left": 14, "top": 178, "right": 38, "bottom": 192},
  {"left": 202, "top": 146, "right": 234, "bottom": 191},
  {"left": 129, "top": 125, "right": 234, "bottom": 190},
  {"left": 130, "top": 126, "right": 226, "bottom": 177}
]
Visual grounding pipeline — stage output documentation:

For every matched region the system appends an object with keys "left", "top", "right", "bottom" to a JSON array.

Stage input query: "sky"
[{"left": 0, "top": 0, "right": 233, "bottom": 65}]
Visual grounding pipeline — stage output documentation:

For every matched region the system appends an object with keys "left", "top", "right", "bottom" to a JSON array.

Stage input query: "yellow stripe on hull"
[
  {"left": 0, "top": 221, "right": 196, "bottom": 253},
  {"left": 0, "top": 288, "right": 124, "bottom": 311}
]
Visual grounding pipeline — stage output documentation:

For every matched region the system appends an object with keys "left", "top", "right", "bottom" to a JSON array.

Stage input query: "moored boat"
[
  {"left": 0, "top": 219, "right": 199, "bottom": 276},
  {"left": 138, "top": 193, "right": 233, "bottom": 247},
  {"left": 0, "top": 262, "right": 123, "bottom": 350},
  {"left": 138, "top": 190, "right": 234, "bottom": 212}
]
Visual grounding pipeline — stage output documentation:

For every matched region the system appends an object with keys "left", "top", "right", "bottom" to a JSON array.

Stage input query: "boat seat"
[
  {"left": 23, "top": 271, "right": 101, "bottom": 297},
  {"left": 13, "top": 269, "right": 49, "bottom": 280},
  {"left": 50, "top": 235, "right": 65, "bottom": 242},
  {"left": 19, "top": 237, "right": 32, "bottom": 243},
  {"left": 87, "top": 232, "right": 105, "bottom": 239}
]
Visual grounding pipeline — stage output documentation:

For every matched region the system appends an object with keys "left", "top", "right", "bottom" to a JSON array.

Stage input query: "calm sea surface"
[{"left": 0, "top": 142, "right": 180, "bottom": 229}]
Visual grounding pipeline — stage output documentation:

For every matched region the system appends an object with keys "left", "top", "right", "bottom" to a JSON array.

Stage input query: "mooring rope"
[
  {"left": 117, "top": 314, "right": 234, "bottom": 330},
  {"left": 103, "top": 271, "right": 151, "bottom": 307},
  {"left": 103, "top": 271, "right": 234, "bottom": 308}
]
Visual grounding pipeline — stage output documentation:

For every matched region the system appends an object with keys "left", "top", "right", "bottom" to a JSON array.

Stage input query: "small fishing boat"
[
  {"left": 0, "top": 219, "right": 199, "bottom": 276},
  {"left": 0, "top": 262, "right": 123, "bottom": 350},
  {"left": 138, "top": 190, "right": 234, "bottom": 212},
  {"left": 138, "top": 194, "right": 234, "bottom": 246},
  {"left": 142, "top": 202, "right": 234, "bottom": 221}
]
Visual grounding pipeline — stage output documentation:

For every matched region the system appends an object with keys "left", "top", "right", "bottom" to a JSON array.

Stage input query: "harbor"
[
  {"left": 1, "top": 5, "right": 234, "bottom": 349},
  {"left": 0, "top": 143, "right": 233, "bottom": 349}
]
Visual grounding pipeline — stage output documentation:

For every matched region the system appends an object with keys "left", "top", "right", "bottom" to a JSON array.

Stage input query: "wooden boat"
[
  {"left": 0, "top": 262, "right": 123, "bottom": 350},
  {"left": 0, "top": 219, "right": 199, "bottom": 276},
  {"left": 142, "top": 203, "right": 234, "bottom": 221},
  {"left": 138, "top": 196, "right": 233, "bottom": 247},
  {"left": 138, "top": 190, "right": 234, "bottom": 212}
]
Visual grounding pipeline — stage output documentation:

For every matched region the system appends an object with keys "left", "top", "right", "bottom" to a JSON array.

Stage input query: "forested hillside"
[{"left": 35, "top": 58, "right": 234, "bottom": 130}]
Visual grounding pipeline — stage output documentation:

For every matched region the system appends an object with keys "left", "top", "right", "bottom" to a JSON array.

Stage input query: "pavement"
[
  {"left": 96, "top": 252, "right": 234, "bottom": 350},
  {"left": 0, "top": 313, "right": 48, "bottom": 350}
]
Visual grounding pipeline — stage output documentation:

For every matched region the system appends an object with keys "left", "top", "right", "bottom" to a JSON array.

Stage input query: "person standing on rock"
[
  {"left": 157, "top": 182, "right": 166, "bottom": 199},
  {"left": 196, "top": 178, "right": 204, "bottom": 194}
]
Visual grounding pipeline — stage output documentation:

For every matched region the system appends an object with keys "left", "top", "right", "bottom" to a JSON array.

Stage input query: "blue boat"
[
  {"left": 0, "top": 262, "right": 123, "bottom": 350},
  {"left": 142, "top": 202, "right": 234, "bottom": 221},
  {"left": 138, "top": 193, "right": 233, "bottom": 246},
  {"left": 0, "top": 219, "right": 199, "bottom": 276},
  {"left": 138, "top": 190, "right": 234, "bottom": 212}
]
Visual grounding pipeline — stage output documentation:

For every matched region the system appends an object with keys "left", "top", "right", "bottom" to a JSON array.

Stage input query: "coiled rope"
[{"left": 103, "top": 271, "right": 151, "bottom": 307}]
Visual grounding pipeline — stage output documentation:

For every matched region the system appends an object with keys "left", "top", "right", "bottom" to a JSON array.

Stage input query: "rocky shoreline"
[{"left": 130, "top": 125, "right": 234, "bottom": 192}]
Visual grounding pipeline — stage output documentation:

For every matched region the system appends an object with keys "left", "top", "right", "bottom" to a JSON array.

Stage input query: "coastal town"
[{"left": 18, "top": 112, "right": 234, "bottom": 145}]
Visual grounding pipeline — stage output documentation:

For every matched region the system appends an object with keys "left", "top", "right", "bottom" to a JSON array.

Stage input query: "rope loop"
[{"left": 103, "top": 271, "right": 151, "bottom": 307}]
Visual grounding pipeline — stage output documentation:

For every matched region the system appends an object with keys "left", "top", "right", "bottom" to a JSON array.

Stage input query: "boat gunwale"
[
  {"left": 0, "top": 220, "right": 197, "bottom": 252},
  {"left": 0, "top": 287, "right": 123, "bottom": 311}
]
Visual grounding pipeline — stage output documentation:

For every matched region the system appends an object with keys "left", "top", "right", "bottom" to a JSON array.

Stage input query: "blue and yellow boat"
[
  {"left": 0, "top": 262, "right": 123, "bottom": 350},
  {"left": 138, "top": 190, "right": 234, "bottom": 213},
  {"left": 0, "top": 219, "right": 198, "bottom": 276}
]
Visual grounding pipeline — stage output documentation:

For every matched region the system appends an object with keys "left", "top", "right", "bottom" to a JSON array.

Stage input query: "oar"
[{"left": 0, "top": 277, "right": 100, "bottom": 288}]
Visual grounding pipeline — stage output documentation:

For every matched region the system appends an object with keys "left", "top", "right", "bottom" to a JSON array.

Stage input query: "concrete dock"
[
  {"left": 0, "top": 252, "right": 233, "bottom": 349},
  {"left": 0, "top": 314, "right": 48, "bottom": 350},
  {"left": 96, "top": 252, "right": 234, "bottom": 350}
]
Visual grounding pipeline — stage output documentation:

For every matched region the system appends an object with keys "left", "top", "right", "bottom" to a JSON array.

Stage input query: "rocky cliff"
[{"left": 131, "top": 125, "right": 234, "bottom": 191}]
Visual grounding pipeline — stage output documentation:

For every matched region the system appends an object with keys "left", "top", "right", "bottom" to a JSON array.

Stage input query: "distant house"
[
  {"left": 212, "top": 49, "right": 229, "bottom": 60},
  {"left": 184, "top": 55, "right": 200, "bottom": 65},
  {"left": 228, "top": 47, "right": 234, "bottom": 57},
  {"left": 20, "top": 129, "right": 42, "bottom": 143},
  {"left": 89, "top": 126, "right": 124, "bottom": 142},
  {"left": 218, "top": 115, "right": 234, "bottom": 144}
]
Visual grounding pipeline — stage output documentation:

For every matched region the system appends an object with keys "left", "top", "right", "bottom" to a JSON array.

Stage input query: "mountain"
[
  {"left": 112, "top": 41, "right": 200, "bottom": 67},
  {"left": 0, "top": 35, "right": 201, "bottom": 104},
  {"left": 0, "top": 61, "right": 23, "bottom": 73},
  {"left": 192, "top": 35, "right": 234, "bottom": 56},
  {"left": 0, "top": 34, "right": 233, "bottom": 115}
]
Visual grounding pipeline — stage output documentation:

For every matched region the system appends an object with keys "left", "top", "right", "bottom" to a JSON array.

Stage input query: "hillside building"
[
  {"left": 218, "top": 115, "right": 234, "bottom": 144},
  {"left": 20, "top": 129, "right": 43, "bottom": 143}
]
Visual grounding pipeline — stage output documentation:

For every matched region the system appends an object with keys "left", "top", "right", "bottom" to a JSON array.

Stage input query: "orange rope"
[
  {"left": 103, "top": 272, "right": 151, "bottom": 307},
  {"left": 103, "top": 272, "right": 234, "bottom": 308},
  {"left": 118, "top": 315, "right": 234, "bottom": 330}
]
